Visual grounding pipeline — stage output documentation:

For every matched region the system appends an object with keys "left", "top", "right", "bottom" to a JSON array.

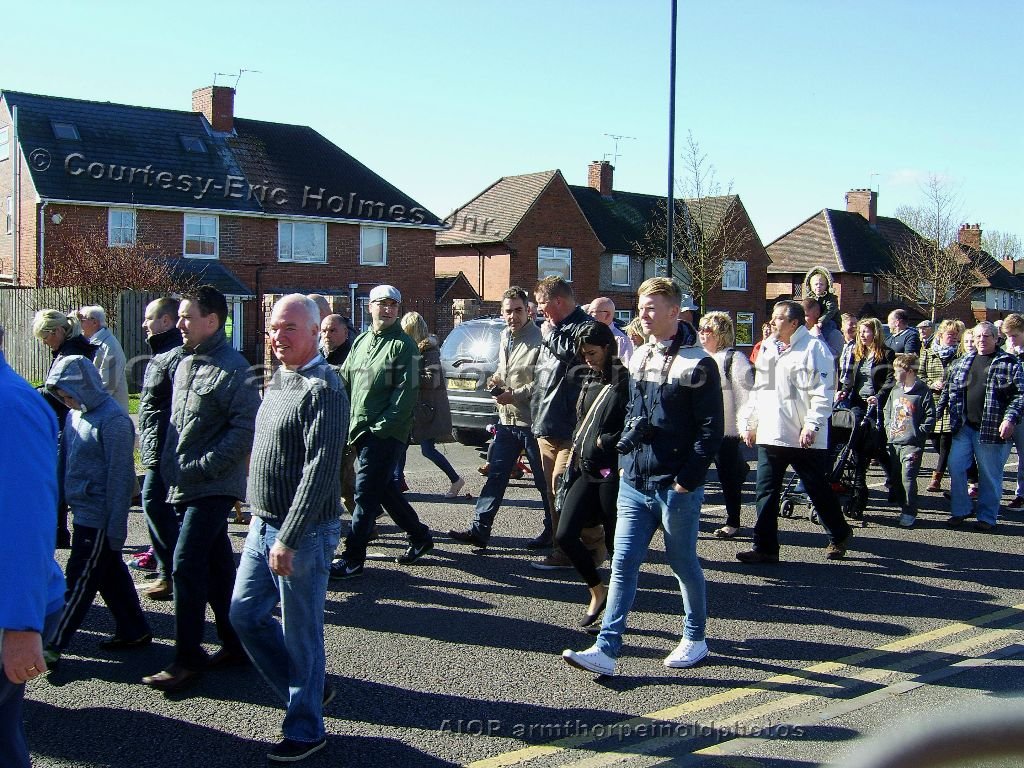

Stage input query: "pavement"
[{"left": 25, "top": 440, "right": 1024, "bottom": 768}]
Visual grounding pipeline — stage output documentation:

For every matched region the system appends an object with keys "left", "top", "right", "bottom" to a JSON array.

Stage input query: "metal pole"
[{"left": 666, "top": 0, "right": 678, "bottom": 279}]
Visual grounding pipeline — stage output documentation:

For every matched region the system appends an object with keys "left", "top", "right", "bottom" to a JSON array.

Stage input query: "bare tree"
[
  {"left": 982, "top": 230, "right": 1023, "bottom": 261},
  {"left": 632, "top": 131, "right": 753, "bottom": 314},
  {"left": 880, "top": 174, "right": 991, "bottom": 322},
  {"left": 45, "top": 227, "right": 198, "bottom": 327}
]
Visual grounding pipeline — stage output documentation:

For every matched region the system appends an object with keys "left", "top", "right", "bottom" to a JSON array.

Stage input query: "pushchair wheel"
[{"left": 780, "top": 499, "right": 795, "bottom": 518}]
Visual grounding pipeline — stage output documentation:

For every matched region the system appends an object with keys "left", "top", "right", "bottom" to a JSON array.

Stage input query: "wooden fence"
[{"left": 0, "top": 287, "right": 161, "bottom": 390}]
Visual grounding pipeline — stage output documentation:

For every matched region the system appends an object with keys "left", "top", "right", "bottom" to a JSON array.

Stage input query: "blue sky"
[{"left": 3, "top": 0, "right": 1021, "bottom": 246}]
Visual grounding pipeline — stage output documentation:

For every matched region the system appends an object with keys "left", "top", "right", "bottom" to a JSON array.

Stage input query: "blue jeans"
[
  {"left": 1, "top": 612, "right": 61, "bottom": 768},
  {"left": 1012, "top": 425, "right": 1024, "bottom": 497},
  {"left": 142, "top": 468, "right": 179, "bottom": 581},
  {"left": 596, "top": 481, "right": 706, "bottom": 659},
  {"left": 949, "top": 427, "right": 1011, "bottom": 525},
  {"left": 231, "top": 517, "right": 340, "bottom": 743},
  {"left": 343, "top": 435, "right": 430, "bottom": 565},
  {"left": 172, "top": 496, "right": 244, "bottom": 669},
  {"left": 471, "top": 425, "right": 550, "bottom": 539},
  {"left": 394, "top": 440, "right": 460, "bottom": 484}
]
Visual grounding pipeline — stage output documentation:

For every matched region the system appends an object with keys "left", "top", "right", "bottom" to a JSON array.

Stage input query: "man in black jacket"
[
  {"left": 563, "top": 278, "right": 723, "bottom": 676},
  {"left": 530, "top": 277, "right": 602, "bottom": 569},
  {"left": 137, "top": 297, "right": 184, "bottom": 600}
]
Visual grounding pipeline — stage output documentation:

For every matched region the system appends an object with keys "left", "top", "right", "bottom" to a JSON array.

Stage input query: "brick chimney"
[
  {"left": 958, "top": 223, "right": 982, "bottom": 250},
  {"left": 192, "top": 85, "right": 235, "bottom": 133},
  {"left": 588, "top": 160, "right": 614, "bottom": 198},
  {"left": 846, "top": 188, "right": 877, "bottom": 225}
]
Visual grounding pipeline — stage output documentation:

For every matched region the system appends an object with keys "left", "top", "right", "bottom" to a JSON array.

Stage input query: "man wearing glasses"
[
  {"left": 330, "top": 285, "right": 433, "bottom": 578},
  {"left": 940, "top": 321, "right": 1024, "bottom": 531}
]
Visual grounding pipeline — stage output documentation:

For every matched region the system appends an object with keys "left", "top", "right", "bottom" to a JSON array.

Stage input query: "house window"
[
  {"left": 538, "top": 247, "right": 572, "bottom": 282},
  {"left": 735, "top": 312, "right": 755, "bottom": 346},
  {"left": 722, "top": 260, "right": 747, "bottom": 291},
  {"left": 357, "top": 296, "right": 371, "bottom": 332},
  {"left": 108, "top": 208, "right": 136, "bottom": 246},
  {"left": 183, "top": 214, "right": 218, "bottom": 258},
  {"left": 4, "top": 197, "right": 11, "bottom": 235},
  {"left": 51, "top": 121, "right": 80, "bottom": 140},
  {"left": 278, "top": 221, "right": 327, "bottom": 263},
  {"left": 224, "top": 299, "right": 243, "bottom": 351},
  {"left": 180, "top": 135, "right": 207, "bottom": 153},
  {"left": 863, "top": 275, "right": 874, "bottom": 295},
  {"left": 0, "top": 127, "right": 9, "bottom": 162},
  {"left": 654, "top": 256, "right": 668, "bottom": 278},
  {"left": 614, "top": 310, "right": 632, "bottom": 324},
  {"left": 359, "top": 226, "right": 387, "bottom": 266},
  {"left": 1003, "top": 292, "right": 1009, "bottom": 310},
  {"left": 611, "top": 254, "right": 630, "bottom": 286}
]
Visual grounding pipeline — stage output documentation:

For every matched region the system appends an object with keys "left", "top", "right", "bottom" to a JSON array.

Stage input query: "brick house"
[
  {"left": 0, "top": 86, "right": 444, "bottom": 362},
  {"left": 766, "top": 189, "right": 1022, "bottom": 325},
  {"left": 435, "top": 161, "right": 770, "bottom": 346},
  {"left": 948, "top": 224, "right": 1024, "bottom": 322}
]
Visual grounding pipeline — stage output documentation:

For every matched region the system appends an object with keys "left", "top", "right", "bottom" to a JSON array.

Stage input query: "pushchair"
[{"left": 779, "top": 404, "right": 877, "bottom": 527}]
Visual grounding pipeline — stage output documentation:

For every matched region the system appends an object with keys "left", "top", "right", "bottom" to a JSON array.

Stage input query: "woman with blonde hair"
[
  {"left": 624, "top": 317, "right": 645, "bottom": 348},
  {"left": 920, "top": 319, "right": 977, "bottom": 494},
  {"left": 394, "top": 312, "right": 465, "bottom": 497},
  {"left": 697, "top": 312, "right": 754, "bottom": 539},
  {"left": 837, "top": 317, "right": 896, "bottom": 498},
  {"left": 33, "top": 309, "right": 97, "bottom": 548}
]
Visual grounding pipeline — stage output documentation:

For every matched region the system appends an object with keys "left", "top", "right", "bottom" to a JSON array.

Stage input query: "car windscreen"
[{"left": 441, "top": 323, "right": 500, "bottom": 364}]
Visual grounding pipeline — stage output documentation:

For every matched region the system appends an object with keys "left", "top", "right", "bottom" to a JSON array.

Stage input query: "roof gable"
[
  {"left": 437, "top": 170, "right": 558, "bottom": 246},
  {"left": 767, "top": 209, "right": 913, "bottom": 275},
  {"left": 1, "top": 90, "right": 441, "bottom": 227}
]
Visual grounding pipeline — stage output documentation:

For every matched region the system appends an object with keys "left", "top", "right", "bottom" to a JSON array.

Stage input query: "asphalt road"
[{"left": 25, "top": 439, "right": 1024, "bottom": 768}]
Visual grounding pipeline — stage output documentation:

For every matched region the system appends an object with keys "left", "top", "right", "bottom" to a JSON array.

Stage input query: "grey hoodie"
[{"left": 46, "top": 355, "right": 136, "bottom": 550}]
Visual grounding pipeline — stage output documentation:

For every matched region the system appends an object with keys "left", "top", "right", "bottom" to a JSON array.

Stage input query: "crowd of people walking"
[{"left": 3, "top": 265, "right": 1023, "bottom": 765}]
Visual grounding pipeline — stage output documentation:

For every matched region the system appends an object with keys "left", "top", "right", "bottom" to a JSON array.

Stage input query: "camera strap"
[{"left": 635, "top": 330, "right": 686, "bottom": 417}]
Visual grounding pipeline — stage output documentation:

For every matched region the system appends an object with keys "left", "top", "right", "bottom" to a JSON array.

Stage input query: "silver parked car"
[{"left": 440, "top": 317, "right": 504, "bottom": 443}]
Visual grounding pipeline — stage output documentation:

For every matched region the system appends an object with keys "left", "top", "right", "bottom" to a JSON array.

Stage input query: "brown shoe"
[
  {"left": 142, "top": 664, "right": 200, "bottom": 692},
  {"left": 926, "top": 471, "right": 942, "bottom": 493},
  {"left": 825, "top": 532, "right": 854, "bottom": 560},
  {"left": 143, "top": 578, "right": 173, "bottom": 601},
  {"left": 206, "top": 648, "right": 250, "bottom": 670}
]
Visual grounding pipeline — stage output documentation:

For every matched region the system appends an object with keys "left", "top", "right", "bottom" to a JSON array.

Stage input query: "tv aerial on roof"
[
  {"left": 602, "top": 133, "right": 636, "bottom": 165},
  {"left": 213, "top": 70, "right": 263, "bottom": 89}
]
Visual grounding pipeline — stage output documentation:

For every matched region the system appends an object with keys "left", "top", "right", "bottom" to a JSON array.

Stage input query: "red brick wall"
[
  {"left": 434, "top": 245, "right": 512, "bottom": 302},
  {"left": 0, "top": 101, "right": 44, "bottom": 286},
  {"left": 507, "top": 177, "right": 605, "bottom": 304},
  {"left": 700, "top": 203, "right": 770, "bottom": 338}
]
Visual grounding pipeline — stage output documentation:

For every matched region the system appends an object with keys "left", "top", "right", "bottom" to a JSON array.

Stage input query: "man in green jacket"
[{"left": 330, "top": 285, "right": 433, "bottom": 579}]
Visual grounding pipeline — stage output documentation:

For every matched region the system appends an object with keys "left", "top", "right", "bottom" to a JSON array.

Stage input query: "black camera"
[
  {"left": 489, "top": 385, "right": 506, "bottom": 397},
  {"left": 615, "top": 416, "right": 654, "bottom": 454}
]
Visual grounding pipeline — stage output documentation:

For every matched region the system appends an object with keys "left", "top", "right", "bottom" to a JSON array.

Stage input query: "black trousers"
[
  {"left": 555, "top": 476, "right": 617, "bottom": 588},
  {"left": 715, "top": 436, "right": 748, "bottom": 528},
  {"left": 752, "top": 446, "right": 852, "bottom": 555}
]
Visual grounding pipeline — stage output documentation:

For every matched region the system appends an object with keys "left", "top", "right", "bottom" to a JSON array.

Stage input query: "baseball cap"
[{"left": 369, "top": 285, "right": 401, "bottom": 303}]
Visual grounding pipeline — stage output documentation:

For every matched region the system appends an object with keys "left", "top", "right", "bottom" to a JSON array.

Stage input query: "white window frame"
[
  {"left": 224, "top": 299, "right": 243, "bottom": 351},
  {"left": 614, "top": 310, "right": 632, "bottom": 324},
  {"left": 0, "top": 127, "right": 9, "bottom": 162},
  {"left": 108, "top": 208, "right": 137, "bottom": 247},
  {"left": 357, "top": 296, "right": 371, "bottom": 332},
  {"left": 183, "top": 214, "right": 219, "bottom": 259},
  {"left": 538, "top": 246, "right": 572, "bottom": 282},
  {"left": 610, "top": 253, "right": 630, "bottom": 286},
  {"left": 359, "top": 225, "right": 387, "bottom": 266},
  {"left": 863, "top": 275, "right": 874, "bottom": 295},
  {"left": 722, "top": 260, "right": 747, "bottom": 291},
  {"left": 278, "top": 220, "right": 327, "bottom": 264},
  {"left": 735, "top": 312, "right": 755, "bottom": 346}
]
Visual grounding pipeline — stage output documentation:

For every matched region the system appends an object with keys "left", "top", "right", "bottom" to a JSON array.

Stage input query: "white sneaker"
[
  {"left": 444, "top": 477, "right": 466, "bottom": 498},
  {"left": 664, "top": 638, "right": 708, "bottom": 668},
  {"left": 898, "top": 513, "right": 916, "bottom": 528},
  {"left": 562, "top": 645, "right": 616, "bottom": 676}
]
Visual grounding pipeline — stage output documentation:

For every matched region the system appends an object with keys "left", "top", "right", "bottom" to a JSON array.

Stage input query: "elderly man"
[
  {"left": 941, "top": 321, "right": 1024, "bottom": 531},
  {"left": 531, "top": 276, "right": 603, "bottom": 567},
  {"left": 886, "top": 309, "right": 921, "bottom": 354},
  {"left": 78, "top": 305, "right": 129, "bottom": 412},
  {"left": 330, "top": 285, "right": 433, "bottom": 579},
  {"left": 136, "top": 298, "right": 184, "bottom": 600},
  {"left": 230, "top": 295, "right": 348, "bottom": 764},
  {"left": 917, "top": 320, "right": 935, "bottom": 349},
  {"left": 736, "top": 300, "right": 854, "bottom": 563},
  {"left": 319, "top": 313, "right": 351, "bottom": 367},
  {"left": 143, "top": 285, "right": 261, "bottom": 693},
  {"left": 0, "top": 323, "right": 65, "bottom": 768},
  {"left": 448, "top": 286, "right": 551, "bottom": 548},
  {"left": 588, "top": 297, "right": 633, "bottom": 364}
]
